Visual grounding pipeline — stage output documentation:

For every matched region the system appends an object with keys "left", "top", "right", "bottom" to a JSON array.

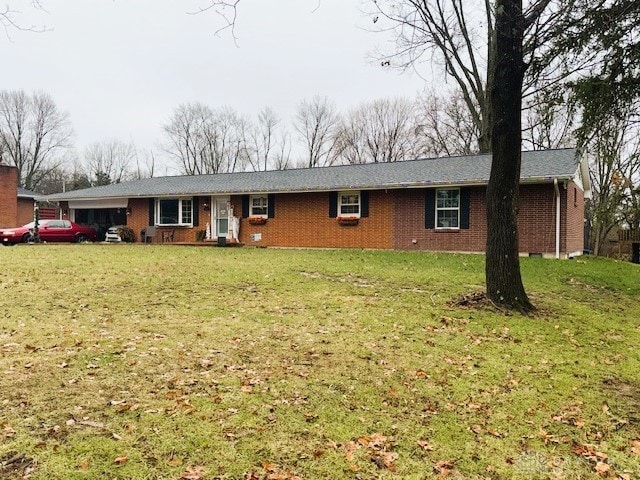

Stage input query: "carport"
[{"left": 68, "top": 199, "right": 128, "bottom": 241}]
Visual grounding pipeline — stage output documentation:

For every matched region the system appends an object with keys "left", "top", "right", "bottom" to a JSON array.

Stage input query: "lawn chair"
[
  {"left": 162, "top": 229, "right": 175, "bottom": 243},
  {"left": 142, "top": 226, "right": 156, "bottom": 243}
]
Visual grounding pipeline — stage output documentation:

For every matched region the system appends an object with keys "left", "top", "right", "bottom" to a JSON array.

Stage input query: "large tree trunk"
[{"left": 485, "top": 0, "right": 534, "bottom": 312}]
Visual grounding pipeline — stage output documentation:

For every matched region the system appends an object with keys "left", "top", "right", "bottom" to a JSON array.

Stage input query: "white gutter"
[
  {"left": 554, "top": 178, "right": 561, "bottom": 259},
  {"left": 43, "top": 177, "right": 573, "bottom": 203}
]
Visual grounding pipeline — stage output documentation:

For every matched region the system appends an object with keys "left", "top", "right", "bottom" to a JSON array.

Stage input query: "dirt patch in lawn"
[
  {"left": 603, "top": 377, "right": 640, "bottom": 419},
  {"left": 0, "top": 452, "right": 35, "bottom": 479}
]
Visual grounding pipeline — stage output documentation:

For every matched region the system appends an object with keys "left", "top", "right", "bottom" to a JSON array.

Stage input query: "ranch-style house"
[{"left": 43, "top": 148, "right": 590, "bottom": 258}]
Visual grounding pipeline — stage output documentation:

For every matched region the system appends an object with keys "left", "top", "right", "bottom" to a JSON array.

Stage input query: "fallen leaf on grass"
[
  {"left": 594, "top": 461, "right": 610, "bottom": 476},
  {"left": 539, "top": 428, "right": 560, "bottom": 444},
  {"left": 261, "top": 462, "right": 278, "bottom": 472},
  {"left": 434, "top": 460, "right": 455, "bottom": 476},
  {"left": 341, "top": 433, "right": 398, "bottom": 471},
  {"left": 79, "top": 420, "right": 105, "bottom": 429},
  {"left": 180, "top": 465, "right": 206, "bottom": 480},
  {"left": 371, "top": 451, "right": 398, "bottom": 471},
  {"left": 571, "top": 443, "right": 608, "bottom": 462},
  {"left": 114, "top": 455, "right": 128, "bottom": 464},
  {"left": 630, "top": 440, "right": 640, "bottom": 455},
  {"left": 3, "top": 424, "right": 16, "bottom": 438},
  {"left": 245, "top": 461, "right": 302, "bottom": 480},
  {"left": 572, "top": 443, "right": 615, "bottom": 477},
  {"left": 417, "top": 439, "right": 434, "bottom": 451},
  {"left": 471, "top": 425, "right": 484, "bottom": 435}
]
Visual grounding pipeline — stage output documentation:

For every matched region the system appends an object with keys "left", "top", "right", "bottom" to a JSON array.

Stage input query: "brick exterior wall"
[
  {"left": 392, "top": 187, "right": 487, "bottom": 252},
  {"left": 233, "top": 191, "right": 394, "bottom": 249},
  {"left": 517, "top": 184, "right": 557, "bottom": 255},
  {"left": 126, "top": 196, "right": 210, "bottom": 243},
  {"left": 67, "top": 182, "right": 586, "bottom": 255},
  {"left": 125, "top": 198, "right": 148, "bottom": 242},
  {"left": 17, "top": 198, "right": 35, "bottom": 225},
  {"left": 0, "top": 165, "right": 18, "bottom": 228},
  {"left": 563, "top": 181, "right": 585, "bottom": 255},
  {"left": 392, "top": 184, "right": 562, "bottom": 254}
]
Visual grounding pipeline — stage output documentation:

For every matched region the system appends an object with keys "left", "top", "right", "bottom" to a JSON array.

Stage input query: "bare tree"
[
  {"left": 586, "top": 109, "right": 640, "bottom": 255},
  {"left": 370, "top": 1, "right": 495, "bottom": 153},
  {"left": 294, "top": 95, "right": 341, "bottom": 168},
  {"left": 163, "top": 103, "right": 210, "bottom": 175},
  {"left": 84, "top": 140, "right": 137, "bottom": 185},
  {"left": 245, "top": 106, "right": 280, "bottom": 172},
  {"left": 522, "top": 88, "right": 576, "bottom": 150},
  {"left": 163, "top": 103, "right": 248, "bottom": 175},
  {"left": 34, "top": 165, "right": 67, "bottom": 195},
  {"left": 415, "top": 90, "right": 480, "bottom": 157},
  {"left": 0, "top": 90, "right": 73, "bottom": 190},
  {"left": 370, "top": 1, "right": 580, "bottom": 156},
  {"left": 133, "top": 149, "right": 157, "bottom": 180},
  {"left": 336, "top": 97, "right": 418, "bottom": 164},
  {"left": 274, "top": 131, "right": 292, "bottom": 170}
]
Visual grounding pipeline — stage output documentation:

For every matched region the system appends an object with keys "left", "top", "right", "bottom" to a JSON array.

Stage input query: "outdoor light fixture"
[{"left": 126, "top": 207, "right": 132, "bottom": 215}]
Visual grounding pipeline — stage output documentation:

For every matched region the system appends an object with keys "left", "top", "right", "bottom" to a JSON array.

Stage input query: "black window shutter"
[
  {"left": 242, "top": 195, "right": 250, "bottom": 218},
  {"left": 193, "top": 197, "right": 199, "bottom": 226},
  {"left": 268, "top": 194, "right": 275, "bottom": 218},
  {"left": 460, "top": 188, "right": 470, "bottom": 229},
  {"left": 425, "top": 189, "right": 435, "bottom": 229},
  {"left": 360, "top": 191, "right": 369, "bottom": 218},
  {"left": 148, "top": 198, "right": 155, "bottom": 226},
  {"left": 329, "top": 192, "right": 338, "bottom": 218}
]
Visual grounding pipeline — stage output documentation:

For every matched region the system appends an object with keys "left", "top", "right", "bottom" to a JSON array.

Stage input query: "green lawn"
[{"left": 0, "top": 245, "right": 638, "bottom": 479}]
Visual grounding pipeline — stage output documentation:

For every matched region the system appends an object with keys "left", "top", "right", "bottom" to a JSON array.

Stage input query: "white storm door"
[{"left": 212, "top": 196, "right": 229, "bottom": 238}]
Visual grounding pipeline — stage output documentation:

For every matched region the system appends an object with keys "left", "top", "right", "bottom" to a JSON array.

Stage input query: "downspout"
[{"left": 554, "top": 178, "right": 560, "bottom": 259}]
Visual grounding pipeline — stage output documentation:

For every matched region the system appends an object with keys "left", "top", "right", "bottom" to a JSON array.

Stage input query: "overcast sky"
[{"left": 2, "top": 0, "right": 429, "bottom": 173}]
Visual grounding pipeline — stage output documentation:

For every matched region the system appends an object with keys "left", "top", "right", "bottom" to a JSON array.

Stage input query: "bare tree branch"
[
  {"left": 0, "top": 2, "right": 48, "bottom": 39},
  {"left": 0, "top": 90, "right": 73, "bottom": 190}
]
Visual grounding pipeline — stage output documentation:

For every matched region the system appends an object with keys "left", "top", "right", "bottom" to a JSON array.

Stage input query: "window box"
[
  {"left": 248, "top": 216, "right": 267, "bottom": 225},
  {"left": 338, "top": 216, "right": 359, "bottom": 226}
]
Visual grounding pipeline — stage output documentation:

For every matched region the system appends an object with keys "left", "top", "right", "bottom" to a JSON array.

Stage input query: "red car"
[{"left": 0, "top": 220, "right": 98, "bottom": 245}]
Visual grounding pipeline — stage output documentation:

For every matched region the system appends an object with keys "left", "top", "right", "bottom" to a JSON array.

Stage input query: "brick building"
[
  {"left": 45, "top": 149, "right": 590, "bottom": 258},
  {"left": 0, "top": 165, "right": 38, "bottom": 228}
]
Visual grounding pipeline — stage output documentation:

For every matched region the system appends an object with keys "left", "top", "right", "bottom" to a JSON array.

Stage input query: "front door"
[{"left": 213, "top": 196, "right": 229, "bottom": 238}]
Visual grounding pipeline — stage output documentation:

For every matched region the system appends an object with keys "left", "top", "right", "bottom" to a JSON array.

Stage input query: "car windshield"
[{"left": 22, "top": 222, "right": 35, "bottom": 228}]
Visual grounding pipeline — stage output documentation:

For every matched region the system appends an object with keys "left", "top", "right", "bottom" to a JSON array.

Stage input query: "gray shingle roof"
[
  {"left": 44, "top": 149, "right": 580, "bottom": 201},
  {"left": 17, "top": 187, "right": 39, "bottom": 198}
]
